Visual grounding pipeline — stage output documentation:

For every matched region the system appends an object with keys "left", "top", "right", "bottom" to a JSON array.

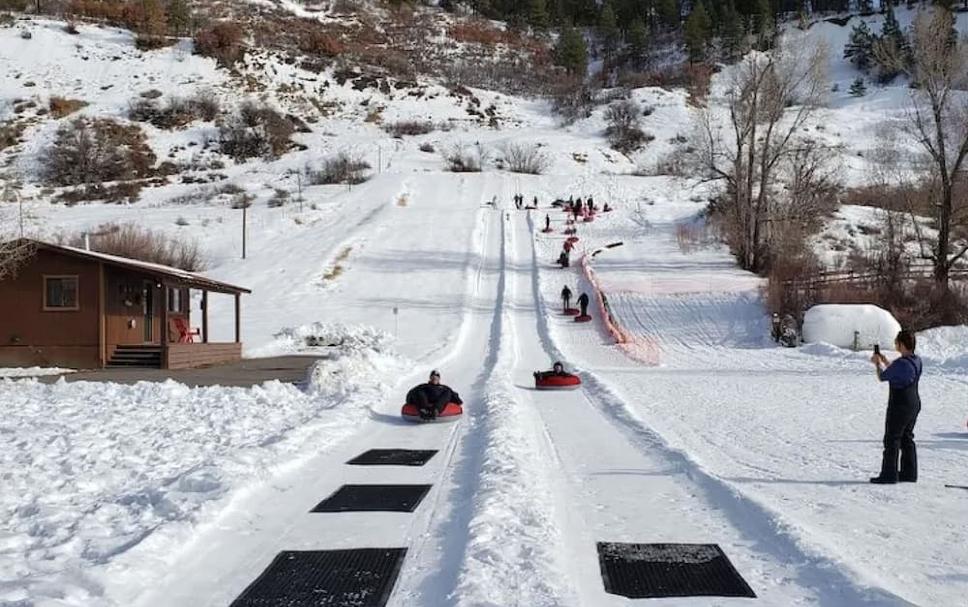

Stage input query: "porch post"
[
  {"left": 234, "top": 292, "right": 241, "bottom": 343},
  {"left": 160, "top": 283, "right": 169, "bottom": 368},
  {"left": 202, "top": 290, "right": 209, "bottom": 344}
]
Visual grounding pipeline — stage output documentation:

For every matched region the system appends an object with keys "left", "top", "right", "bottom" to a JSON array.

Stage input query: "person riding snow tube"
[
  {"left": 534, "top": 362, "right": 581, "bottom": 390},
  {"left": 402, "top": 370, "right": 463, "bottom": 422}
]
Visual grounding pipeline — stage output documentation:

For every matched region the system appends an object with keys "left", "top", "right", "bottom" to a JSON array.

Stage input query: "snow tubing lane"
[
  {"left": 575, "top": 314, "right": 593, "bottom": 323},
  {"left": 562, "top": 308, "right": 580, "bottom": 316},
  {"left": 535, "top": 374, "right": 582, "bottom": 390},
  {"left": 401, "top": 403, "right": 463, "bottom": 423}
]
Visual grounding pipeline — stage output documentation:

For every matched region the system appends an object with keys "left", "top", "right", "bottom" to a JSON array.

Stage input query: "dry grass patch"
[
  {"left": 49, "top": 97, "right": 88, "bottom": 119},
  {"left": 322, "top": 247, "right": 352, "bottom": 281}
]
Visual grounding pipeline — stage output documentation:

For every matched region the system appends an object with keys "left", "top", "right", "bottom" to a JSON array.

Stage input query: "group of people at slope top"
[{"left": 513, "top": 194, "right": 538, "bottom": 210}]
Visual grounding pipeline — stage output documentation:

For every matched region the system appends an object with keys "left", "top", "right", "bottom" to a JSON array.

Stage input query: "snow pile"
[
  {"left": 0, "top": 367, "right": 74, "bottom": 378},
  {"left": 256, "top": 321, "right": 395, "bottom": 358},
  {"left": 801, "top": 304, "right": 902, "bottom": 350},
  {"left": 914, "top": 325, "right": 968, "bottom": 370},
  {"left": 0, "top": 347, "right": 404, "bottom": 605}
]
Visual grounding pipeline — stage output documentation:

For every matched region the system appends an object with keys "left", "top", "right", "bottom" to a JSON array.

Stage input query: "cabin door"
[{"left": 142, "top": 281, "right": 154, "bottom": 343}]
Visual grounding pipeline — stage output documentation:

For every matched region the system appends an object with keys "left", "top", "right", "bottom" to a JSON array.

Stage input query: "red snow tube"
[
  {"left": 562, "top": 307, "right": 580, "bottom": 316},
  {"left": 401, "top": 402, "right": 463, "bottom": 423},
  {"left": 535, "top": 374, "right": 581, "bottom": 390},
  {"left": 575, "top": 314, "right": 593, "bottom": 323},
  {"left": 541, "top": 227, "right": 554, "bottom": 233},
  {"left": 583, "top": 216, "right": 595, "bottom": 223},
  {"left": 567, "top": 236, "right": 579, "bottom": 244}
]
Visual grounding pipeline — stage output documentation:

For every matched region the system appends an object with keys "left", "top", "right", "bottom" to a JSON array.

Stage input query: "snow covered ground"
[{"left": 3, "top": 7, "right": 968, "bottom": 607}]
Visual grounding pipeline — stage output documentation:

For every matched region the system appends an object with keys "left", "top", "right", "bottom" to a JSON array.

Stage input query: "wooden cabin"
[{"left": 0, "top": 239, "right": 250, "bottom": 370}]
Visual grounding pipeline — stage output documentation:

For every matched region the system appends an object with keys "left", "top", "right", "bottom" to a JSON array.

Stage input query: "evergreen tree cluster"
[{"left": 842, "top": 5, "right": 913, "bottom": 83}]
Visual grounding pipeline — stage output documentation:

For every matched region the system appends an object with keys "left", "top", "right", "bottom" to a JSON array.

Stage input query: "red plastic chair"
[{"left": 172, "top": 317, "right": 200, "bottom": 343}]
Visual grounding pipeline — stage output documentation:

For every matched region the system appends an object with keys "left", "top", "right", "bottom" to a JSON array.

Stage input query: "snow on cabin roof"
[{"left": 28, "top": 240, "right": 251, "bottom": 295}]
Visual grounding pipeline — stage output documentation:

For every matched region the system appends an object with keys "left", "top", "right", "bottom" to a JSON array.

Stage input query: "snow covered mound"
[
  {"left": 801, "top": 304, "right": 902, "bottom": 350},
  {"left": 0, "top": 344, "right": 406, "bottom": 605},
  {"left": 257, "top": 322, "right": 394, "bottom": 358}
]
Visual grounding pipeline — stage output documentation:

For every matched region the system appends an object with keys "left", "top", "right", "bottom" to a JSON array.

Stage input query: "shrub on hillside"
[
  {"left": 43, "top": 117, "right": 156, "bottom": 187},
  {"left": 305, "top": 153, "right": 371, "bottom": 185},
  {"left": 383, "top": 120, "right": 435, "bottom": 137},
  {"left": 218, "top": 101, "right": 294, "bottom": 161},
  {"left": 65, "top": 223, "right": 205, "bottom": 271},
  {"left": 49, "top": 96, "right": 88, "bottom": 119},
  {"left": 605, "top": 100, "right": 650, "bottom": 154},
  {"left": 194, "top": 21, "right": 244, "bottom": 67},
  {"left": 129, "top": 92, "right": 220, "bottom": 129},
  {"left": 299, "top": 29, "right": 344, "bottom": 57},
  {"left": 502, "top": 142, "right": 550, "bottom": 175},
  {"left": 442, "top": 141, "right": 487, "bottom": 173}
]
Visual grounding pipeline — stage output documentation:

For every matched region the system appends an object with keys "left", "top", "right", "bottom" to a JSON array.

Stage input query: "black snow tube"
[
  {"left": 401, "top": 402, "right": 463, "bottom": 423},
  {"left": 535, "top": 374, "right": 581, "bottom": 390}
]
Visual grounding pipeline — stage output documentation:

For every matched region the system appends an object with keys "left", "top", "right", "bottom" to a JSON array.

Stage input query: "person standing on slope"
[
  {"left": 577, "top": 292, "right": 590, "bottom": 317},
  {"left": 870, "top": 330, "right": 923, "bottom": 484},
  {"left": 545, "top": 213, "right": 551, "bottom": 231},
  {"left": 561, "top": 285, "right": 573, "bottom": 311}
]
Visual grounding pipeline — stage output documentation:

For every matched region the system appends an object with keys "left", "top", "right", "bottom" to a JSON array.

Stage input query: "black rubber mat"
[
  {"left": 230, "top": 548, "right": 406, "bottom": 607},
  {"left": 311, "top": 485, "right": 432, "bottom": 513},
  {"left": 346, "top": 449, "right": 438, "bottom": 467},
  {"left": 597, "top": 542, "right": 756, "bottom": 599}
]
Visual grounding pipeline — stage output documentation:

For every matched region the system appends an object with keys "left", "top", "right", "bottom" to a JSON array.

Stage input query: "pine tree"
[
  {"left": 684, "top": 3, "right": 712, "bottom": 63},
  {"left": 720, "top": 0, "right": 746, "bottom": 60},
  {"left": 754, "top": 0, "right": 774, "bottom": 50},
  {"left": 529, "top": 0, "right": 550, "bottom": 30},
  {"left": 599, "top": 1, "right": 620, "bottom": 56},
  {"left": 843, "top": 20, "right": 874, "bottom": 70},
  {"left": 848, "top": 76, "right": 867, "bottom": 96},
  {"left": 657, "top": 0, "right": 679, "bottom": 31},
  {"left": 627, "top": 17, "right": 648, "bottom": 57},
  {"left": 166, "top": 0, "right": 191, "bottom": 36},
  {"left": 881, "top": 4, "right": 908, "bottom": 54},
  {"left": 555, "top": 26, "right": 589, "bottom": 75}
]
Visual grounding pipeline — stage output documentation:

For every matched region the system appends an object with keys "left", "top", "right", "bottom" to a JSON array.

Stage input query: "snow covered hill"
[{"left": 2, "top": 5, "right": 968, "bottom": 607}]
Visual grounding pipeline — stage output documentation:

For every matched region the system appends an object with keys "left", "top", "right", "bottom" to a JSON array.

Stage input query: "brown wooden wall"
[
  {"left": 166, "top": 343, "right": 241, "bottom": 369},
  {"left": 0, "top": 249, "right": 101, "bottom": 369}
]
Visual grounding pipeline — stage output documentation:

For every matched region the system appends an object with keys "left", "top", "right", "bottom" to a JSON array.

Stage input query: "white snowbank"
[
  {"left": 0, "top": 342, "right": 406, "bottom": 606},
  {"left": 914, "top": 325, "right": 968, "bottom": 370},
  {"left": 0, "top": 367, "right": 74, "bottom": 378},
  {"left": 253, "top": 321, "right": 395, "bottom": 358},
  {"left": 801, "top": 304, "right": 902, "bottom": 350}
]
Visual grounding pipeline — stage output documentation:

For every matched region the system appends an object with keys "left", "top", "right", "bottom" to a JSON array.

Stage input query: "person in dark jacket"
[
  {"left": 561, "top": 285, "right": 573, "bottom": 310},
  {"left": 406, "top": 370, "right": 463, "bottom": 420},
  {"left": 534, "top": 361, "right": 569, "bottom": 380},
  {"left": 870, "top": 330, "right": 923, "bottom": 484},
  {"left": 577, "top": 292, "right": 590, "bottom": 317},
  {"left": 544, "top": 214, "right": 551, "bottom": 231}
]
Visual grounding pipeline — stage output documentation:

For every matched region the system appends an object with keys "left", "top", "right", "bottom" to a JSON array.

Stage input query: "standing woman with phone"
[{"left": 870, "top": 330, "right": 923, "bottom": 484}]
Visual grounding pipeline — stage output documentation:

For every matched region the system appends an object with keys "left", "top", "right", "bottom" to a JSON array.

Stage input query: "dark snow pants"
[{"left": 879, "top": 403, "right": 920, "bottom": 481}]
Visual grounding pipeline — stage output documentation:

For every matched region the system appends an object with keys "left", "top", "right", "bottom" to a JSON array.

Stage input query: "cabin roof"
[{"left": 18, "top": 239, "right": 251, "bottom": 295}]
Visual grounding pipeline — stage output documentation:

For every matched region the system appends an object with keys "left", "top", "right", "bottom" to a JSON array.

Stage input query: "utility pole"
[
  {"left": 297, "top": 172, "right": 303, "bottom": 213},
  {"left": 242, "top": 203, "right": 247, "bottom": 260}
]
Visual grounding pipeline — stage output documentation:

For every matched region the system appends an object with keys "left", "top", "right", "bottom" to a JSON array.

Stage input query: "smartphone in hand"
[{"left": 873, "top": 344, "right": 881, "bottom": 356}]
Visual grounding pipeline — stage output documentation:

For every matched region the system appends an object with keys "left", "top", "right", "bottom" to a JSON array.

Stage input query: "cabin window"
[
  {"left": 43, "top": 276, "right": 79, "bottom": 310},
  {"left": 168, "top": 288, "right": 185, "bottom": 313}
]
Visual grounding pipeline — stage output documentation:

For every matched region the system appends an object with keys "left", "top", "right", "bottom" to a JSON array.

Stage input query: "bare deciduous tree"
[
  {"left": 0, "top": 239, "right": 35, "bottom": 282},
  {"left": 697, "top": 39, "right": 829, "bottom": 272},
  {"left": 904, "top": 7, "right": 968, "bottom": 287}
]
